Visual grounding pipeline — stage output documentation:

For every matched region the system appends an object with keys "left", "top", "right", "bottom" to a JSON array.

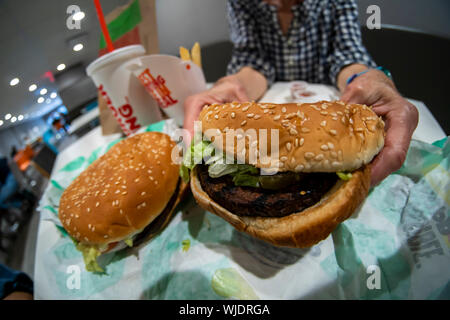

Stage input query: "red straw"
[{"left": 93, "top": 0, "right": 114, "bottom": 53}]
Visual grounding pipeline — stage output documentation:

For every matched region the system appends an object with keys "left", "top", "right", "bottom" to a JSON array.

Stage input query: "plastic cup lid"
[{"left": 86, "top": 45, "right": 145, "bottom": 76}]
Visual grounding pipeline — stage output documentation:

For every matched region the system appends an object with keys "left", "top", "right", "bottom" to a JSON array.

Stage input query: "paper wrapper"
[{"left": 37, "top": 121, "right": 450, "bottom": 300}]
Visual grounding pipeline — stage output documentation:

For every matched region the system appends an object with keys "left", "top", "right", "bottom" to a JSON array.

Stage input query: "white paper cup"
[
  {"left": 86, "top": 45, "right": 163, "bottom": 136},
  {"left": 122, "top": 54, "right": 207, "bottom": 127}
]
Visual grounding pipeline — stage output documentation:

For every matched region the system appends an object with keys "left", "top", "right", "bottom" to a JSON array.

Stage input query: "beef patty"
[{"left": 197, "top": 165, "right": 338, "bottom": 218}]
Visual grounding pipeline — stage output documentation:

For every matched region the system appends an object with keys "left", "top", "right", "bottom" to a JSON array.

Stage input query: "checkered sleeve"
[
  {"left": 226, "top": 0, "right": 276, "bottom": 86},
  {"left": 328, "top": 0, "right": 377, "bottom": 86}
]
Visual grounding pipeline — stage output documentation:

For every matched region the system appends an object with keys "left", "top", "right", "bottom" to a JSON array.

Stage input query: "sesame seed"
[
  {"left": 321, "top": 120, "right": 326, "bottom": 127},
  {"left": 321, "top": 144, "right": 329, "bottom": 151},
  {"left": 254, "top": 115, "right": 261, "bottom": 120},
  {"left": 214, "top": 114, "right": 219, "bottom": 120},
  {"left": 282, "top": 107, "right": 287, "bottom": 113},
  {"left": 289, "top": 128, "right": 298, "bottom": 135},
  {"left": 242, "top": 106, "right": 249, "bottom": 112},
  {"left": 280, "top": 156, "right": 288, "bottom": 162},
  {"left": 231, "top": 112, "right": 236, "bottom": 119},
  {"left": 328, "top": 142, "right": 334, "bottom": 149},
  {"left": 320, "top": 111, "right": 328, "bottom": 116},
  {"left": 273, "top": 115, "right": 281, "bottom": 121},
  {"left": 305, "top": 152, "right": 315, "bottom": 159},
  {"left": 286, "top": 142, "right": 292, "bottom": 151},
  {"left": 315, "top": 154, "right": 324, "bottom": 161},
  {"left": 241, "top": 120, "right": 247, "bottom": 126},
  {"left": 329, "top": 130, "right": 337, "bottom": 136},
  {"left": 87, "top": 208, "right": 91, "bottom": 213},
  {"left": 301, "top": 128, "right": 310, "bottom": 133},
  {"left": 332, "top": 161, "right": 342, "bottom": 167},
  {"left": 299, "top": 138, "right": 305, "bottom": 146},
  {"left": 96, "top": 202, "right": 100, "bottom": 207},
  {"left": 295, "top": 164, "right": 304, "bottom": 171},
  {"left": 141, "top": 191, "right": 146, "bottom": 196},
  {"left": 247, "top": 113, "right": 254, "bottom": 118}
]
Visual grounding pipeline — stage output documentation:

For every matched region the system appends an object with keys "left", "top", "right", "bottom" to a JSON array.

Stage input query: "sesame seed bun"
[
  {"left": 199, "top": 101, "right": 384, "bottom": 172},
  {"left": 59, "top": 132, "right": 181, "bottom": 246}
]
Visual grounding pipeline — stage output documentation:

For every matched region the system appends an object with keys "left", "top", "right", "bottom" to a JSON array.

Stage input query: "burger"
[
  {"left": 59, "top": 132, "right": 185, "bottom": 272},
  {"left": 182, "top": 101, "right": 384, "bottom": 248}
]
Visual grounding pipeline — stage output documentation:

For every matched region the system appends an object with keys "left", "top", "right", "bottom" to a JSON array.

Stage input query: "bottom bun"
[{"left": 190, "top": 165, "right": 370, "bottom": 248}]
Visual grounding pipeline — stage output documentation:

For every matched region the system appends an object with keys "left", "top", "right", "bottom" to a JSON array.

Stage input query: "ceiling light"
[
  {"left": 73, "top": 11, "right": 85, "bottom": 21},
  {"left": 18, "top": 115, "right": 24, "bottom": 121},
  {"left": 5, "top": 113, "right": 11, "bottom": 120},
  {"left": 11, "top": 116, "right": 17, "bottom": 123},
  {"left": 57, "top": 64, "right": 66, "bottom": 71},
  {"left": 10, "top": 78, "right": 19, "bottom": 86},
  {"left": 0, "top": 120, "right": 3, "bottom": 126},
  {"left": 29, "top": 84, "right": 37, "bottom": 92},
  {"left": 73, "top": 43, "right": 84, "bottom": 51},
  {"left": 40, "top": 88, "right": 47, "bottom": 95},
  {"left": 50, "top": 92, "right": 57, "bottom": 99},
  {"left": 37, "top": 97, "right": 44, "bottom": 103}
]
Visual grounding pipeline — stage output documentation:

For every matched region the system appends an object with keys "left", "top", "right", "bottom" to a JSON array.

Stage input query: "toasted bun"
[
  {"left": 59, "top": 132, "right": 180, "bottom": 245},
  {"left": 191, "top": 165, "right": 371, "bottom": 248},
  {"left": 199, "top": 101, "right": 384, "bottom": 172}
]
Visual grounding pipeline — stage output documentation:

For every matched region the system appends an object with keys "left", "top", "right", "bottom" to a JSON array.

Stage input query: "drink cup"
[
  {"left": 86, "top": 45, "right": 163, "bottom": 136},
  {"left": 122, "top": 54, "right": 207, "bottom": 127}
]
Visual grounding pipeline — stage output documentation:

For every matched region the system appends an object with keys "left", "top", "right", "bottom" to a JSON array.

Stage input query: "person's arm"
[{"left": 327, "top": 0, "right": 376, "bottom": 87}]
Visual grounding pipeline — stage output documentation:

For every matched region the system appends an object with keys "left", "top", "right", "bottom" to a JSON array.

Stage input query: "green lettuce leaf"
[
  {"left": 337, "top": 171, "right": 353, "bottom": 181},
  {"left": 76, "top": 243, "right": 104, "bottom": 273}
]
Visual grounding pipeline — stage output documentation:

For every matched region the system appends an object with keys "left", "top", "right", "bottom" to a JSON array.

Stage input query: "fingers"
[
  {"left": 369, "top": 106, "right": 415, "bottom": 186},
  {"left": 183, "top": 95, "right": 209, "bottom": 145}
]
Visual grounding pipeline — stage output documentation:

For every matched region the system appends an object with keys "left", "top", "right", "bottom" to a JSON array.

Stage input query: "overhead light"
[
  {"left": 37, "top": 97, "right": 44, "bottom": 103},
  {"left": 57, "top": 63, "right": 66, "bottom": 71},
  {"left": 0, "top": 120, "right": 3, "bottom": 126},
  {"left": 10, "top": 78, "right": 19, "bottom": 86},
  {"left": 50, "top": 92, "right": 57, "bottom": 99},
  {"left": 40, "top": 88, "right": 47, "bottom": 95},
  {"left": 73, "top": 43, "right": 84, "bottom": 51},
  {"left": 11, "top": 116, "right": 17, "bottom": 123},
  {"left": 29, "top": 84, "right": 37, "bottom": 92},
  {"left": 18, "top": 115, "right": 24, "bottom": 121},
  {"left": 5, "top": 113, "right": 11, "bottom": 120},
  {"left": 73, "top": 11, "right": 85, "bottom": 21}
]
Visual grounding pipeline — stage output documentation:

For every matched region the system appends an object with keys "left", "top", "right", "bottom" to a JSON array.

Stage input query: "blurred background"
[{"left": 0, "top": 0, "right": 448, "bottom": 281}]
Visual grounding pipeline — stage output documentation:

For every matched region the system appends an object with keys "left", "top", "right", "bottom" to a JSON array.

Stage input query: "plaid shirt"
[{"left": 226, "top": 0, "right": 376, "bottom": 87}]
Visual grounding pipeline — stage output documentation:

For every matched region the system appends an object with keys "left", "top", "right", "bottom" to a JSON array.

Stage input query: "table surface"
[{"left": 33, "top": 82, "right": 447, "bottom": 299}]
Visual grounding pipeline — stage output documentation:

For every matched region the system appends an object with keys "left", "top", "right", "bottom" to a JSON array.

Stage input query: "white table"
[{"left": 33, "top": 82, "right": 446, "bottom": 299}]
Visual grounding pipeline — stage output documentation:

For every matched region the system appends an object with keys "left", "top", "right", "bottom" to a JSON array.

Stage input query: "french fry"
[
  {"left": 179, "top": 46, "right": 191, "bottom": 61},
  {"left": 191, "top": 42, "right": 202, "bottom": 68}
]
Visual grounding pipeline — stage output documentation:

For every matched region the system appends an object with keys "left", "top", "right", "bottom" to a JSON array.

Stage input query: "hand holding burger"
[{"left": 183, "top": 101, "right": 385, "bottom": 247}]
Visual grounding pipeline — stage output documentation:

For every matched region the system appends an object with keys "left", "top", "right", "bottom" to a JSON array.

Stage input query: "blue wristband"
[{"left": 346, "top": 66, "right": 392, "bottom": 85}]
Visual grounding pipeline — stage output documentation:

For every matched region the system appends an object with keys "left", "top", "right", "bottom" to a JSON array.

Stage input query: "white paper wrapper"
[{"left": 36, "top": 120, "right": 450, "bottom": 300}]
